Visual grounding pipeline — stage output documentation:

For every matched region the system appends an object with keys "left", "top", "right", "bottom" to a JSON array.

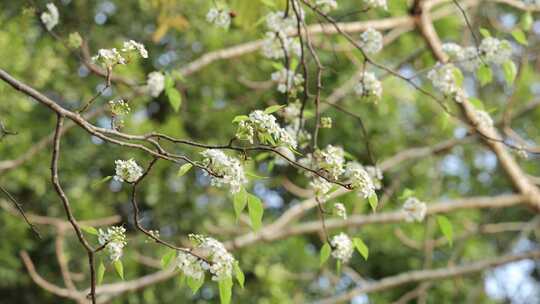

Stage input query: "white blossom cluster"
[
  {"left": 402, "top": 197, "right": 427, "bottom": 222},
  {"left": 108, "top": 99, "right": 130, "bottom": 116},
  {"left": 330, "top": 233, "right": 354, "bottom": 263},
  {"left": 271, "top": 68, "right": 304, "bottom": 94},
  {"left": 236, "top": 110, "right": 297, "bottom": 148},
  {"left": 313, "top": 145, "right": 346, "bottom": 180},
  {"left": 360, "top": 28, "right": 383, "bottom": 54},
  {"left": 200, "top": 150, "right": 247, "bottom": 194},
  {"left": 354, "top": 72, "right": 382, "bottom": 101},
  {"left": 315, "top": 0, "right": 338, "bottom": 13},
  {"left": 309, "top": 177, "right": 332, "bottom": 199},
  {"left": 479, "top": 37, "right": 512, "bottom": 65},
  {"left": 321, "top": 117, "right": 332, "bottom": 129},
  {"left": 334, "top": 203, "right": 347, "bottom": 219},
  {"left": 441, "top": 37, "right": 512, "bottom": 72},
  {"left": 41, "top": 3, "right": 59, "bottom": 31},
  {"left": 363, "top": 0, "right": 388, "bottom": 10},
  {"left": 206, "top": 8, "right": 231, "bottom": 29},
  {"left": 365, "top": 166, "right": 383, "bottom": 190},
  {"left": 262, "top": 12, "right": 302, "bottom": 59},
  {"left": 98, "top": 226, "right": 127, "bottom": 262},
  {"left": 442, "top": 43, "right": 479, "bottom": 72},
  {"left": 114, "top": 159, "right": 143, "bottom": 183},
  {"left": 472, "top": 109, "right": 494, "bottom": 130},
  {"left": 177, "top": 234, "right": 236, "bottom": 281},
  {"left": 92, "top": 40, "right": 148, "bottom": 68},
  {"left": 278, "top": 102, "right": 312, "bottom": 148},
  {"left": 345, "top": 162, "right": 376, "bottom": 199},
  {"left": 427, "top": 63, "right": 459, "bottom": 96},
  {"left": 146, "top": 71, "right": 165, "bottom": 97}
]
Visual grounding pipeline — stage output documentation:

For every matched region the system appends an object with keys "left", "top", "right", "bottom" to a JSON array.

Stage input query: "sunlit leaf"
[
  {"left": 511, "top": 29, "right": 528, "bottom": 46},
  {"left": 97, "top": 262, "right": 106, "bottom": 285},
  {"left": 81, "top": 225, "right": 98, "bottom": 235},
  {"left": 436, "top": 215, "right": 453, "bottom": 247},
  {"left": 233, "top": 187, "right": 247, "bottom": 219},
  {"left": 113, "top": 260, "right": 124, "bottom": 280},
  {"left": 177, "top": 163, "right": 193, "bottom": 177},
  {"left": 218, "top": 277, "right": 233, "bottom": 304},
  {"left": 320, "top": 243, "right": 331, "bottom": 266},
  {"left": 234, "top": 262, "right": 245, "bottom": 288},
  {"left": 264, "top": 104, "right": 285, "bottom": 114},
  {"left": 477, "top": 64, "right": 493, "bottom": 86},
  {"left": 353, "top": 237, "right": 369, "bottom": 260},
  {"left": 187, "top": 274, "right": 204, "bottom": 294},
  {"left": 160, "top": 249, "right": 176, "bottom": 269},
  {"left": 502, "top": 60, "right": 517, "bottom": 86},
  {"left": 368, "top": 194, "right": 378, "bottom": 212},
  {"left": 247, "top": 194, "right": 264, "bottom": 231}
]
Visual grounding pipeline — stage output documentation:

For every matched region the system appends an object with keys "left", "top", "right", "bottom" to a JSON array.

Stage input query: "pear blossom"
[
  {"left": 92, "top": 48, "right": 126, "bottom": 67},
  {"left": 330, "top": 233, "right": 354, "bottom": 263},
  {"left": 41, "top": 3, "right": 59, "bottom": 31},
  {"left": 114, "top": 159, "right": 143, "bottom": 183},
  {"left": 345, "top": 162, "right": 375, "bottom": 199},
  {"left": 271, "top": 68, "right": 304, "bottom": 94},
  {"left": 334, "top": 203, "right": 347, "bottom": 219},
  {"left": 479, "top": 37, "right": 512, "bottom": 65},
  {"left": 266, "top": 11, "right": 297, "bottom": 33},
  {"left": 108, "top": 99, "right": 130, "bottom": 116},
  {"left": 310, "top": 177, "right": 332, "bottom": 199},
  {"left": 363, "top": 0, "right": 388, "bottom": 10},
  {"left": 176, "top": 251, "right": 205, "bottom": 280},
  {"left": 473, "top": 109, "right": 493, "bottom": 130},
  {"left": 207, "top": 8, "right": 231, "bottom": 29},
  {"left": 360, "top": 28, "right": 383, "bottom": 54},
  {"left": 354, "top": 72, "right": 382, "bottom": 101},
  {"left": 402, "top": 197, "right": 427, "bottom": 222},
  {"left": 427, "top": 63, "right": 459, "bottom": 96},
  {"left": 315, "top": 0, "right": 338, "bottom": 12},
  {"left": 122, "top": 40, "right": 148, "bottom": 58},
  {"left": 262, "top": 32, "right": 301, "bottom": 59},
  {"left": 98, "top": 226, "right": 127, "bottom": 261},
  {"left": 235, "top": 110, "right": 297, "bottom": 148},
  {"left": 200, "top": 150, "right": 247, "bottom": 194},
  {"left": 147, "top": 72, "right": 165, "bottom": 97}
]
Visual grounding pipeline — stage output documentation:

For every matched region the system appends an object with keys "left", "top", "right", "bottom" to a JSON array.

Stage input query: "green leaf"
[
  {"left": 511, "top": 29, "right": 528, "bottom": 46},
  {"left": 353, "top": 237, "right": 369, "bottom": 260},
  {"left": 81, "top": 225, "right": 98, "bottom": 235},
  {"left": 233, "top": 187, "right": 247, "bottom": 220},
  {"left": 502, "top": 60, "right": 517, "bottom": 86},
  {"left": 160, "top": 249, "right": 176, "bottom": 269},
  {"left": 247, "top": 194, "right": 264, "bottom": 231},
  {"left": 319, "top": 243, "right": 331, "bottom": 266},
  {"left": 452, "top": 67, "right": 464, "bottom": 87},
  {"left": 187, "top": 274, "right": 205, "bottom": 294},
  {"left": 469, "top": 97, "right": 485, "bottom": 110},
  {"left": 477, "top": 64, "right": 493, "bottom": 86},
  {"left": 264, "top": 104, "right": 285, "bottom": 114},
  {"left": 234, "top": 262, "right": 245, "bottom": 288},
  {"left": 520, "top": 12, "right": 533, "bottom": 31},
  {"left": 177, "top": 273, "right": 186, "bottom": 287},
  {"left": 245, "top": 172, "right": 268, "bottom": 179},
  {"left": 261, "top": 0, "right": 276, "bottom": 7},
  {"left": 165, "top": 74, "right": 175, "bottom": 90},
  {"left": 177, "top": 163, "right": 193, "bottom": 177},
  {"left": 91, "top": 175, "right": 112, "bottom": 188},
  {"left": 97, "top": 262, "right": 105, "bottom": 285},
  {"left": 336, "top": 260, "right": 342, "bottom": 274},
  {"left": 399, "top": 188, "right": 415, "bottom": 200},
  {"left": 166, "top": 87, "right": 182, "bottom": 112},
  {"left": 368, "top": 194, "right": 378, "bottom": 212},
  {"left": 113, "top": 260, "right": 124, "bottom": 280},
  {"left": 436, "top": 215, "right": 453, "bottom": 247},
  {"left": 232, "top": 115, "right": 249, "bottom": 123},
  {"left": 479, "top": 28, "right": 491, "bottom": 38},
  {"left": 218, "top": 277, "right": 233, "bottom": 304}
]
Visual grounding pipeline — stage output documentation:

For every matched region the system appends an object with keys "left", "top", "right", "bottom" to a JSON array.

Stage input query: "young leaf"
[
  {"left": 353, "top": 237, "right": 369, "bottom": 260},
  {"left": 368, "top": 194, "right": 378, "bottom": 212},
  {"left": 399, "top": 188, "right": 415, "bottom": 200},
  {"left": 234, "top": 262, "right": 245, "bottom": 288},
  {"left": 81, "top": 225, "right": 98, "bottom": 235},
  {"left": 218, "top": 277, "right": 233, "bottom": 304},
  {"left": 319, "top": 243, "right": 331, "bottom": 266},
  {"left": 452, "top": 67, "right": 464, "bottom": 87},
  {"left": 264, "top": 104, "right": 285, "bottom": 114},
  {"left": 511, "top": 29, "right": 528, "bottom": 46},
  {"left": 436, "top": 215, "right": 453, "bottom": 247},
  {"left": 502, "top": 61, "right": 517, "bottom": 86},
  {"left": 520, "top": 12, "right": 533, "bottom": 31},
  {"left": 97, "top": 262, "right": 106, "bottom": 285},
  {"left": 187, "top": 275, "right": 205, "bottom": 294},
  {"left": 477, "top": 64, "right": 493, "bottom": 86},
  {"left": 113, "top": 260, "right": 124, "bottom": 280},
  {"left": 91, "top": 175, "right": 112, "bottom": 188},
  {"left": 479, "top": 28, "right": 491, "bottom": 38},
  {"left": 166, "top": 87, "right": 182, "bottom": 112},
  {"left": 232, "top": 115, "right": 249, "bottom": 123},
  {"left": 469, "top": 97, "right": 485, "bottom": 110},
  {"left": 247, "top": 194, "right": 264, "bottom": 231},
  {"left": 177, "top": 163, "right": 193, "bottom": 177},
  {"left": 160, "top": 249, "right": 176, "bottom": 269},
  {"left": 336, "top": 260, "right": 342, "bottom": 274},
  {"left": 165, "top": 74, "right": 174, "bottom": 90},
  {"left": 233, "top": 187, "right": 247, "bottom": 219}
]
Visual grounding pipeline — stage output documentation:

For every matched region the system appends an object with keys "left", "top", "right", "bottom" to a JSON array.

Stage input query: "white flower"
[
  {"left": 236, "top": 110, "right": 297, "bottom": 148},
  {"left": 262, "top": 32, "right": 301, "bottom": 59},
  {"left": 114, "top": 159, "right": 143, "bottom": 183},
  {"left": 207, "top": 8, "right": 231, "bottom": 29},
  {"left": 473, "top": 109, "right": 493, "bottom": 130},
  {"left": 108, "top": 99, "right": 130, "bottom": 116},
  {"left": 363, "top": 0, "right": 387, "bottom": 10},
  {"left": 427, "top": 63, "right": 459, "bottom": 96},
  {"left": 365, "top": 166, "right": 383, "bottom": 190},
  {"left": 462, "top": 46, "right": 480, "bottom": 72},
  {"left": 354, "top": 72, "right": 382, "bottom": 101},
  {"left": 271, "top": 68, "right": 304, "bottom": 94},
  {"left": 442, "top": 43, "right": 464, "bottom": 61},
  {"left": 122, "top": 40, "right": 148, "bottom": 58},
  {"left": 92, "top": 48, "right": 126, "bottom": 67},
  {"left": 334, "top": 203, "right": 347, "bottom": 219},
  {"left": 200, "top": 150, "right": 247, "bottom": 194},
  {"left": 402, "top": 197, "right": 427, "bottom": 222},
  {"left": 345, "top": 162, "right": 375, "bottom": 199},
  {"left": 315, "top": 0, "right": 338, "bottom": 12},
  {"left": 176, "top": 251, "right": 205, "bottom": 280},
  {"left": 147, "top": 72, "right": 165, "bottom": 97},
  {"left": 280, "top": 102, "right": 301, "bottom": 123},
  {"left": 330, "top": 233, "right": 354, "bottom": 263},
  {"left": 41, "top": 3, "right": 59, "bottom": 31},
  {"left": 479, "top": 37, "right": 512, "bottom": 65},
  {"left": 321, "top": 117, "right": 332, "bottom": 129},
  {"left": 360, "top": 28, "right": 383, "bottom": 54},
  {"left": 265, "top": 11, "right": 298, "bottom": 33},
  {"left": 314, "top": 145, "right": 345, "bottom": 180},
  {"left": 98, "top": 226, "right": 127, "bottom": 261},
  {"left": 310, "top": 176, "right": 332, "bottom": 199}
]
